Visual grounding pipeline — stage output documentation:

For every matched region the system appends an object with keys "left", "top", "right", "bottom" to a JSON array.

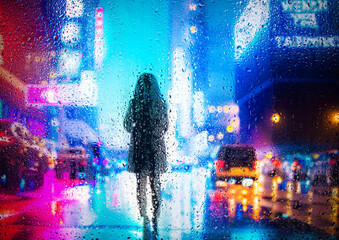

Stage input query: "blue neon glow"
[
  {"left": 97, "top": 0, "right": 170, "bottom": 150},
  {"left": 228, "top": 178, "right": 237, "bottom": 184},
  {"left": 234, "top": 0, "right": 270, "bottom": 59}
]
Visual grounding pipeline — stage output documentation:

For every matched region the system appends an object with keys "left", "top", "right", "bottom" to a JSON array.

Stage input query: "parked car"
[
  {"left": 55, "top": 146, "right": 94, "bottom": 180},
  {"left": 309, "top": 149, "right": 338, "bottom": 186},
  {"left": 212, "top": 145, "right": 259, "bottom": 188},
  {"left": 0, "top": 119, "right": 48, "bottom": 190}
]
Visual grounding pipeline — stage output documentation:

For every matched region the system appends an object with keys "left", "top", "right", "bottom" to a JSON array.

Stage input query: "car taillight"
[
  {"left": 272, "top": 158, "right": 281, "bottom": 169},
  {"left": 329, "top": 159, "right": 337, "bottom": 165},
  {"left": 215, "top": 160, "right": 225, "bottom": 170},
  {"left": 253, "top": 160, "right": 259, "bottom": 170},
  {"left": 80, "top": 160, "right": 87, "bottom": 166}
]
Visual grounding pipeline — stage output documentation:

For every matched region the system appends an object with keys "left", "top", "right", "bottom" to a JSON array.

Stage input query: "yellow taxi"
[{"left": 213, "top": 145, "right": 260, "bottom": 190}]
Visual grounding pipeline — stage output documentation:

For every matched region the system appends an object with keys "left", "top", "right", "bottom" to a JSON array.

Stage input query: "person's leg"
[
  {"left": 137, "top": 172, "right": 151, "bottom": 239},
  {"left": 150, "top": 173, "right": 161, "bottom": 235},
  {"left": 136, "top": 172, "right": 148, "bottom": 218}
]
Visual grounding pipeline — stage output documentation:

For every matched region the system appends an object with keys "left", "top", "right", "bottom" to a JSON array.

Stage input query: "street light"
[
  {"left": 332, "top": 112, "right": 339, "bottom": 124},
  {"left": 271, "top": 113, "right": 280, "bottom": 124}
]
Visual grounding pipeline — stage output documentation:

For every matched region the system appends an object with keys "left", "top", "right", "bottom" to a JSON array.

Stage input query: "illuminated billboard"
[
  {"left": 234, "top": 0, "right": 270, "bottom": 60},
  {"left": 271, "top": 0, "right": 339, "bottom": 45},
  {"left": 270, "top": 0, "right": 339, "bottom": 79},
  {"left": 26, "top": 71, "right": 98, "bottom": 107}
]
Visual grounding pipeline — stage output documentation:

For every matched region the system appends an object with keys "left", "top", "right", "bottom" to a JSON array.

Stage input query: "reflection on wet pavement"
[{"left": 0, "top": 168, "right": 338, "bottom": 239}]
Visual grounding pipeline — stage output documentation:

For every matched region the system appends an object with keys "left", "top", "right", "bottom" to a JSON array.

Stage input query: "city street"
[
  {"left": 1, "top": 0, "right": 338, "bottom": 239},
  {"left": 0, "top": 167, "right": 337, "bottom": 240}
]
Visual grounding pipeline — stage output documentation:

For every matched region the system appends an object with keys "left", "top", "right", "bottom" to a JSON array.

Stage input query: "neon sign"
[
  {"left": 275, "top": 36, "right": 339, "bottom": 48},
  {"left": 273, "top": 0, "right": 338, "bottom": 48},
  {"left": 26, "top": 78, "right": 97, "bottom": 107},
  {"left": 281, "top": 0, "right": 328, "bottom": 28},
  {"left": 95, "top": 7, "right": 104, "bottom": 70},
  {"left": 281, "top": 0, "right": 327, "bottom": 13}
]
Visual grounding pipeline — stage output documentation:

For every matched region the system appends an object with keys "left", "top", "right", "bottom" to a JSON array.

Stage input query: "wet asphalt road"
[{"left": 0, "top": 168, "right": 337, "bottom": 240}]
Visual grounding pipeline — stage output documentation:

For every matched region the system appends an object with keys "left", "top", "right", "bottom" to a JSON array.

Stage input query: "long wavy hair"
[{"left": 133, "top": 73, "right": 162, "bottom": 101}]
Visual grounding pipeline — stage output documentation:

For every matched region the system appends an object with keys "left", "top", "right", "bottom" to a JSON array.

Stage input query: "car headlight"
[
  {"left": 242, "top": 178, "right": 254, "bottom": 187},
  {"left": 228, "top": 178, "right": 237, "bottom": 184}
]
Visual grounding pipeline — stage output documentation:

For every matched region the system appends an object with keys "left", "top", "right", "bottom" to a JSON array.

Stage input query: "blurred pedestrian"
[{"left": 124, "top": 73, "right": 168, "bottom": 239}]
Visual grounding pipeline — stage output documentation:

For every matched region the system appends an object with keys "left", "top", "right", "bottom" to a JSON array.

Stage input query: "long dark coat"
[{"left": 124, "top": 95, "right": 168, "bottom": 175}]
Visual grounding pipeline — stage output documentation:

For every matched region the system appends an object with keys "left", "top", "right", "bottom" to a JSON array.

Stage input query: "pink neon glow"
[
  {"left": 26, "top": 85, "right": 58, "bottom": 107},
  {"left": 94, "top": 7, "right": 104, "bottom": 70},
  {"left": 27, "top": 118, "right": 46, "bottom": 137}
]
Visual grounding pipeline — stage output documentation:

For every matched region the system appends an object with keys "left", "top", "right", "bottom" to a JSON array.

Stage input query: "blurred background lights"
[
  {"left": 79, "top": 70, "right": 98, "bottom": 105},
  {"left": 94, "top": 7, "right": 104, "bottom": 70},
  {"left": 61, "top": 22, "right": 81, "bottom": 45},
  {"left": 332, "top": 112, "right": 339, "bottom": 124},
  {"left": 217, "top": 132, "right": 224, "bottom": 140},
  {"left": 223, "top": 105, "right": 230, "bottom": 113},
  {"left": 44, "top": 89, "right": 57, "bottom": 104},
  {"left": 223, "top": 104, "right": 239, "bottom": 114},
  {"left": 208, "top": 106, "right": 216, "bottom": 113},
  {"left": 230, "top": 105, "right": 239, "bottom": 114},
  {"left": 226, "top": 125, "right": 234, "bottom": 133},
  {"left": 230, "top": 117, "right": 240, "bottom": 128},
  {"left": 266, "top": 151, "right": 273, "bottom": 159},
  {"left": 172, "top": 47, "right": 192, "bottom": 138},
  {"left": 190, "top": 26, "right": 197, "bottom": 34},
  {"left": 217, "top": 106, "right": 223, "bottom": 113},
  {"left": 208, "top": 135, "right": 215, "bottom": 142},
  {"left": 271, "top": 113, "right": 280, "bottom": 123},
  {"left": 189, "top": 4, "right": 197, "bottom": 11},
  {"left": 66, "top": 0, "right": 84, "bottom": 17},
  {"left": 58, "top": 50, "right": 82, "bottom": 76},
  {"left": 193, "top": 91, "right": 205, "bottom": 127},
  {"left": 49, "top": 72, "right": 58, "bottom": 79}
]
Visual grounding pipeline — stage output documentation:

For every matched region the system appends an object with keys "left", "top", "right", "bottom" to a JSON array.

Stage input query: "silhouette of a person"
[{"left": 124, "top": 73, "right": 168, "bottom": 238}]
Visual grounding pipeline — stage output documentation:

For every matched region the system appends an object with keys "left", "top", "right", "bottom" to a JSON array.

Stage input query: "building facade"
[{"left": 235, "top": 0, "right": 339, "bottom": 155}]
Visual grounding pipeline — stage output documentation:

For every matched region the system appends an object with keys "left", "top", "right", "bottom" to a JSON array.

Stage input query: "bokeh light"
[{"left": 271, "top": 113, "right": 280, "bottom": 123}]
